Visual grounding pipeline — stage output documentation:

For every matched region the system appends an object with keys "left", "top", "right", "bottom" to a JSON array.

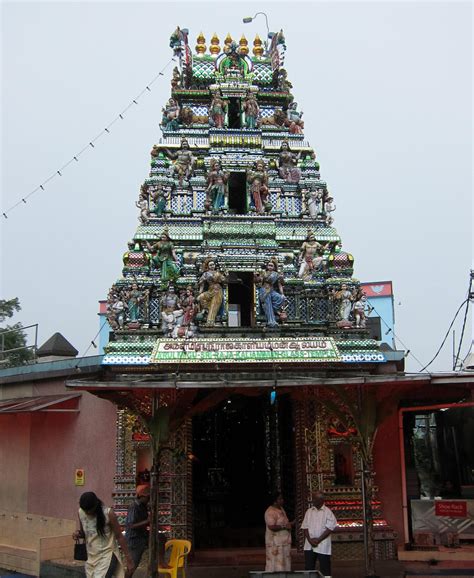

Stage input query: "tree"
[{"left": 0, "top": 298, "right": 34, "bottom": 368}]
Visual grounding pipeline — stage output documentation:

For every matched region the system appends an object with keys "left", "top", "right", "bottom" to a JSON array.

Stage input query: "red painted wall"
[
  {"left": 27, "top": 386, "right": 117, "bottom": 520},
  {"left": 374, "top": 410, "right": 405, "bottom": 544},
  {"left": 0, "top": 375, "right": 117, "bottom": 520}
]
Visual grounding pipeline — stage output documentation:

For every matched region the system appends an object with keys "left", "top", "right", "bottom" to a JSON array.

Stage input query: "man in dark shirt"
[{"left": 125, "top": 485, "right": 150, "bottom": 573}]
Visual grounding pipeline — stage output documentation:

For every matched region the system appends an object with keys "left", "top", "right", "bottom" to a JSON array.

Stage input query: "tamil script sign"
[{"left": 151, "top": 337, "right": 341, "bottom": 364}]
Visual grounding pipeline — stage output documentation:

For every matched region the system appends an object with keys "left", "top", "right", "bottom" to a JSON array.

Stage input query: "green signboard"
[{"left": 151, "top": 337, "right": 341, "bottom": 364}]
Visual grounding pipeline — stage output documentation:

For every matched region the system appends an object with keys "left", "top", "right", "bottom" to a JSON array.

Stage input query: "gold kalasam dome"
[
  {"left": 253, "top": 34, "right": 264, "bottom": 57},
  {"left": 195, "top": 32, "right": 206, "bottom": 54},
  {"left": 239, "top": 35, "right": 249, "bottom": 55},
  {"left": 209, "top": 33, "right": 220, "bottom": 55},
  {"left": 224, "top": 33, "right": 233, "bottom": 47}
]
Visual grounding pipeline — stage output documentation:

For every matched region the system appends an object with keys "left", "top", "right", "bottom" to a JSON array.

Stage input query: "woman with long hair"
[{"left": 73, "top": 491, "right": 135, "bottom": 578}]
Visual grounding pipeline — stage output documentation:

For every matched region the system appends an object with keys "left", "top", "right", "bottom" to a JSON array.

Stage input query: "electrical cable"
[
  {"left": 367, "top": 302, "right": 427, "bottom": 372},
  {"left": 74, "top": 319, "right": 108, "bottom": 371},
  {"left": 453, "top": 276, "right": 473, "bottom": 369},
  {"left": 2, "top": 57, "right": 175, "bottom": 220},
  {"left": 417, "top": 298, "right": 469, "bottom": 373}
]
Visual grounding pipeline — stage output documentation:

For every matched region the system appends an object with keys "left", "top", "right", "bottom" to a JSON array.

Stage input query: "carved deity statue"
[
  {"left": 206, "top": 159, "right": 228, "bottom": 213},
  {"left": 306, "top": 188, "right": 324, "bottom": 219},
  {"left": 247, "top": 160, "right": 270, "bottom": 214},
  {"left": 242, "top": 92, "right": 260, "bottom": 129},
  {"left": 164, "top": 138, "right": 195, "bottom": 186},
  {"left": 353, "top": 295, "right": 367, "bottom": 328},
  {"left": 125, "top": 283, "right": 143, "bottom": 323},
  {"left": 255, "top": 259, "right": 286, "bottom": 327},
  {"left": 146, "top": 231, "right": 180, "bottom": 284},
  {"left": 209, "top": 91, "right": 227, "bottom": 129},
  {"left": 333, "top": 283, "right": 354, "bottom": 321},
  {"left": 298, "top": 231, "right": 325, "bottom": 280},
  {"left": 149, "top": 185, "right": 170, "bottom": 217},
  {"left": 287, "top": 101, "right": 304, "bottom": 134},
  {"left": 278, "top": 140, "right": 301, "bottom": 183},
  {"left": 197, "top": 258, "right": 226, "bottom": 326},
  {"left": 161, "top": 98, "right": 181, "bottom": 131},
  {"left": 160, "top": 284, "right": 184, "bottom": 337}
]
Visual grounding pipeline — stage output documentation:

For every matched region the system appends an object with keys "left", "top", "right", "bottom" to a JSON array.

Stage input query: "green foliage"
[{"left": 0, "top": 298, "right": 34, "bottom": 368}]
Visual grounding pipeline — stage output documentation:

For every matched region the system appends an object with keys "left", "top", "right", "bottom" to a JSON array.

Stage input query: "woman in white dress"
[{"left": 73, "top": 492, "right": 135, "bottom": 578}]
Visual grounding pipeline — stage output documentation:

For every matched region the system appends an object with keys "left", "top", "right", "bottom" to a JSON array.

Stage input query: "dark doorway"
[
  {"left": 228, "top": 172, "right": 247, "bottom": 214},
  {"left": 192, "top": 394, "right": 295, "bottom": 549},
  {"left": 228, "top": 97, "right": 241, "bottom": 128},
  {"left": 227, "top": 272, "right": 253, "bottom": 327}
]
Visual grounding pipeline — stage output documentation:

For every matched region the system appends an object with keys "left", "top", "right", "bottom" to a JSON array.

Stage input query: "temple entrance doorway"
[
  {"left": 228, "top": 97, "right": 241, "bottom": 128},
  {"left": 228, "top": 172, "right": 247, "bottom": 214},
  {"left": 192, "top": 393, "right": 295, "bottom": 549},
  {"left": 227, "top": 272, "right": 254, "bottom": 327}
]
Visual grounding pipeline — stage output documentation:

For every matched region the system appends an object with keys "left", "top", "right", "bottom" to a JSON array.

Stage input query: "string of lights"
[{"left": 2, "top": 57, "right": 176, "bottom": 221}]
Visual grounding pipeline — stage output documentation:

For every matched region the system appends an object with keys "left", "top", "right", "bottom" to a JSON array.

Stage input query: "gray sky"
[{"left": 2, "top": 1, "right": 472, "bottom": 372}]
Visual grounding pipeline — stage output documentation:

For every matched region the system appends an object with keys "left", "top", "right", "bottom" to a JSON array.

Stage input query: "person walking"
[
  {"left": 125, "top": 485, "right": 150, "bottom": 574},
  {"left": 73, "top": 491, "right": 134, "bottom": 578},
  {"left": 301, "top": 491, "right": 337, "bottom": 578}
]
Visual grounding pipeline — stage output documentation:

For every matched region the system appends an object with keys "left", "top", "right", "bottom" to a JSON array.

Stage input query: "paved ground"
[{"left": 3, "top": 559, "right": 474, "bottom": 577}]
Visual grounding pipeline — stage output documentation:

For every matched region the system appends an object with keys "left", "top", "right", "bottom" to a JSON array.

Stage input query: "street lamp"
[{"left": 243, "top": 12, "right": 271, "bottom": 54}]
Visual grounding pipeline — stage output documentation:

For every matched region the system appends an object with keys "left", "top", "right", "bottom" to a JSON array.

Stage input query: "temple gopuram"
[{"left": 74, "top": 27, "right": 404, "bottom": 561}]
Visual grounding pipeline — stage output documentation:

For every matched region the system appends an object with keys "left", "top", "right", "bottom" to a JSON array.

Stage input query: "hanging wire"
[
  {"left": 367, "top": 302, "right": 427, "bottom": 372},
  {"left": 453, "top": 274, "right": 474, "bottom": 370},
  {"left": 74, "top": 319, "right": 108, "bottom": 371},
  {"left": 416, "top": 298, "right": 470, "bottom": 373},
  {"left": 2, "top": 57, "right": 176, "bottom": 220}
]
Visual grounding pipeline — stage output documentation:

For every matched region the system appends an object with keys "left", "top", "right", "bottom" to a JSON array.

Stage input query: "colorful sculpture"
[
  {"left": 278, "top": 140, "right": 301, "bottom": 183},
  {"left": 255, "top": 258, "right": 286, "bottom": 327},
  {"left": 146, "top": 231, "right": 180, "bottom": 283},
  {"left": 164, "top": 138, "right": 195, "bottom": 186},
  {"left": 209, "top": 90, "right": 227, "bottom": 128},
  {"left": 197, "top": 258, "right": 226, "bottom": 326},
  {"left": 161, "top": 98, "right": 181, "bottom": 131},
  {"left": 247, "top": 160, "right": 270, "bottom": 214},
  {"left": 206, "top": 159, "right": 228, "bottom": 212},
  {"left": 298, "top": 231, "right": 325, "bottom": 280},
  {"left": 242, "top": 91, "right": 260, "bottom": 129}
]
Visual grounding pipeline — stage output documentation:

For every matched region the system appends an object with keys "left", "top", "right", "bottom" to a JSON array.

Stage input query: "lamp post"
[{"left": 243, "top": 12, "right": 271, "bottom": 54}]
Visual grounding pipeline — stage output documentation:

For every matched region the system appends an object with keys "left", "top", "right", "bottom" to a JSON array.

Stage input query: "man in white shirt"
[{"left": 301, "top": 491, "right": 337, "bottom": 578}]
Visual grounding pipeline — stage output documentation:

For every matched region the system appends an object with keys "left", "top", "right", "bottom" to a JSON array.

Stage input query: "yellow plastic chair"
[{"left": 158, "top": 539, "right": 192, "bottom": 578}]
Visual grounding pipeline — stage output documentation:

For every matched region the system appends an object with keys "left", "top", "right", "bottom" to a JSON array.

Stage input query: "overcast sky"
[{"left": 2, "top": 1, "right": 472, "bottom": 372}]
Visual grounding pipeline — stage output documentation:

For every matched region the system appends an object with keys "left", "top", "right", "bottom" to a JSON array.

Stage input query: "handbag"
[{"left": 74, "top": 538, "right": 88, "bottom": 561}]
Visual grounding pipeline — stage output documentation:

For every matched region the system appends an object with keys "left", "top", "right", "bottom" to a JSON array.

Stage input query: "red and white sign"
[
  {"left": 435, "top": 500, "right": 467, "bottom": 518},
  {"left": 360, "top": 281, "right": 393, "bottom": 298}
]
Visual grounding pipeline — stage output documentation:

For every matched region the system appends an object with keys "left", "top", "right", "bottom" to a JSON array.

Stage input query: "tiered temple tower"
[{"left": 103, "top": 28, "right": 396, "bottom": 559}]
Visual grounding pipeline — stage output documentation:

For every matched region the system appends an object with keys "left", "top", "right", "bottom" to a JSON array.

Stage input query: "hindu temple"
[{"left": 78, "top": 27, "right": 402, "bottom": 562}]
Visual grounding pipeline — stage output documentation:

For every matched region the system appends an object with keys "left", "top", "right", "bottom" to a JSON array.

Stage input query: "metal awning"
[{"left": 0, "top": 393, "right": 81, "bottom": 413}]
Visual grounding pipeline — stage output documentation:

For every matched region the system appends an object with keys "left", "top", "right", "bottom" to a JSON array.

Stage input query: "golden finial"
[
  {"left": 195, "top": 31, "right": 206, "bottom": 54},
  {"left": 224, "top": 33, "right": 233, "bottom": 48},
  {"left": 239, "top": 34, "right": 249, "bottom": 55},
  {"left": 253, "top": 34, "right": 264, "bottom": 57},
  {"left": 209, "top": 32, "right": 220, "bottom": 55}
]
